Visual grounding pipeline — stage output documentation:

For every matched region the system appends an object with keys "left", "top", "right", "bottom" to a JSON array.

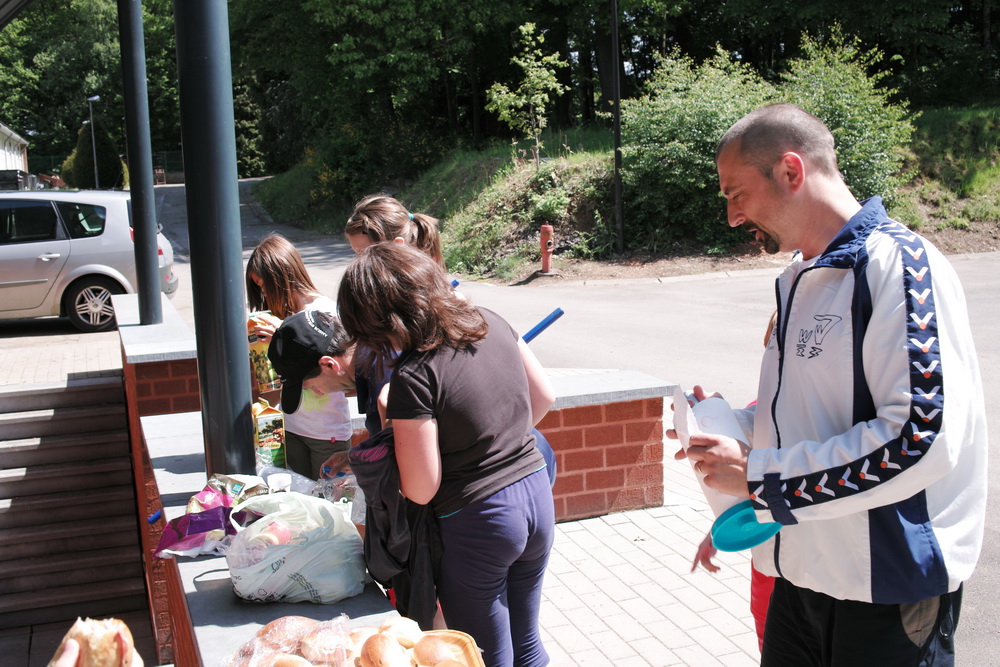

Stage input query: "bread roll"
[
  {"left": 48, "top": 617, "right": 140, "bottom": 667},
  {"left": 298, "top": 627, "right": 353, "bottom": 666},
  {"left": 348, "top": 626, "right": 380, "bottom": 651},
  {"left": 255, "top": 654, "right": 313, "bottom": 667},
  {"left": 412, "top": 634, "right": 458, "bottom": 666},
  {"left": 255, "top": 616, "right": 320, "bottom": 652},
  {"left": 377, "top": 616, "right": 423, "bottom": 648},
  {"left": 359, "top": 632, "right": 411, "bottom": 667}
]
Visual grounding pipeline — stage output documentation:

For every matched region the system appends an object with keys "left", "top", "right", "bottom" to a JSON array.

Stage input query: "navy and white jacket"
[{"left": 739, "top": 197, "right": 988, "bottom": 604}]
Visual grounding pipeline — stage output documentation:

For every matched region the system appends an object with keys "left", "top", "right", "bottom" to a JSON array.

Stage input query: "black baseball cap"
[{"left": 267, "top": 309, "right": 334, "bottom": 414}]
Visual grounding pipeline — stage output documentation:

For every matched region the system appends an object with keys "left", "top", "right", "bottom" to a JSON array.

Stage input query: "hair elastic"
[{"left": 407, "top": 213, "right": 414, "bottom": 220}]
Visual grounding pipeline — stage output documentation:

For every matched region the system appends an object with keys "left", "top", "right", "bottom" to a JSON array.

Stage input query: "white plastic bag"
[
  {"left": 257, "top": 465, "right": 321, "bottom": 495},
  {"left": 225, "top": 492, "right": 366, "bottom": 604}
]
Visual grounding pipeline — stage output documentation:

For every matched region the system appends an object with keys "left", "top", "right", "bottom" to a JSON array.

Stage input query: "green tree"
[
  {"left": 621, "top": 34, "right": 915, "bottom": 250},
  {"left": 141, "top": 0, "right": 182, "bottom": 155},
  {"left": 782, "top": 29, "right": 914, "bottom": 208},
  {"left": 487, "top": 23, "right": 568, "bottom": 167},
  {"left": 0, "top": 0, "right": 122, "bottom": 157},
  {"left": 68, "top": 113, "right": 126, "bottom": 189},
  {"left": 0, "top": 0, "right": 181, "bottom": 164},
  {"left": 233, "top": 75, "right": 266, "bottom": 179},
  {"left": 676, "top": 0, "right": 997, "bottom": 107}
]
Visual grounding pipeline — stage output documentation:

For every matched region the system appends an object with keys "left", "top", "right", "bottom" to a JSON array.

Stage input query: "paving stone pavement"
[
  {"left": 0, "top": 328, "right": 121, "bottom": 387},
  {"left": 540, "top": 456, "right": 758, "bottom": 666}
]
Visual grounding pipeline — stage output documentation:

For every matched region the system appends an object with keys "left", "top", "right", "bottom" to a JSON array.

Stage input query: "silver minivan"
[{"left": 0, "top": 190, "right": 178, "bottom": 332}]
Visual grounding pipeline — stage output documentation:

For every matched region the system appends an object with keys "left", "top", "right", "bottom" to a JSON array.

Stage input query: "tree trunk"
[
  {"left": 548, "top": 15, "right": 573, "bottom": 129},
  {"left": 984, "top": 0, "right": 993, "bottom": 62},
  {"left": 579, "top": 45, "right": 594, "bottom": 124},
  {"left": 443, "top": 69, "right": 457, "bottom": 133}
]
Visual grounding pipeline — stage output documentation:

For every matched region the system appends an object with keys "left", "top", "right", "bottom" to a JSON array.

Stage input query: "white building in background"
[{"left": 0, "top": 122, "right": 28, "bottom": 171}]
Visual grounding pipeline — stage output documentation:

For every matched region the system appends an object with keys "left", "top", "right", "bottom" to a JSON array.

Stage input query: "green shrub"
[
  {"left": 782, "top": 30, "right": 915, "bottom": 209},
  {"left": 620, "top": 48, "right": 776, "bottom": 250},
  {"left": 70, "top": 117, "right": 127, "bottom": 189},
  {"left": 620, "top": 30, "right": 916, "bottom": 251},
  {"left": 60, "top": 151, "right": 77, "bottom": 188},
  {"left": 441, "top": 153, "right": 612, "bottom": 276}
]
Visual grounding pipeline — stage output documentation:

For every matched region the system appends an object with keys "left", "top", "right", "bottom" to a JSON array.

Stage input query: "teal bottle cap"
[{"left": 711, "top": 499, "right": 782, "bottom": 552}]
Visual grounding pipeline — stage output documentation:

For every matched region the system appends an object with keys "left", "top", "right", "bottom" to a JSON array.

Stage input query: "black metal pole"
[
  {"left": 118, "top": 0, "right": 162, "bottom": 325},
  {"left": 173, "top": 0, "right": 254, "bottom": 476},
  {"left": 611, "top": 0, "right": 625, "bottom": 253},
  {"left": 87, "top": 98, "right": 100, "bottom": 189}
]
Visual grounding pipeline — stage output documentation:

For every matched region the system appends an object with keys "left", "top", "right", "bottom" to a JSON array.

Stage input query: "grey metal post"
[
  {"left": 117, "top": 0, "right": 162, "bottom": 325},
  {"left": 173, "top": 0, "right": 254, "bottom": 476},
  {"left": 611, "top": 0, "right": 624, "bottom": 253},
  {"left": 87, "top": 95, "right": 100, "bottom": 189}
]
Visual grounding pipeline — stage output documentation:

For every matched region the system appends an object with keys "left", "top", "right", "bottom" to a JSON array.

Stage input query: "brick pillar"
[
  {"left": 539, "top": 398, "right": 664, "bottom": 521},
  {"left": 133, "top": 358, "right": 201, "bottom": 416},
  {"left": 122, "top": 354, "right": 201, "bottom": 663}
]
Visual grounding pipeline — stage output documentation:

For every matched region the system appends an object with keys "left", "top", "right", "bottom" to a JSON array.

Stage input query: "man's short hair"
[{"left": 717, "top": 104, "right": 840, "bottom": 180}]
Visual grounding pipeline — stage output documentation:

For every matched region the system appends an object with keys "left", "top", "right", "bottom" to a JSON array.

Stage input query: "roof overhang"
[{"left": 0, "top": 0, "right": 35, "bottom": 31}]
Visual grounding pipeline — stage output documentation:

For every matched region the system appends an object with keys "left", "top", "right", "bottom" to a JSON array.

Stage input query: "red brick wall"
[
  {"left": 122, "top": 356, "right": 201, "bottom": 662},
  {"left": 349, "top": 397, "right": 665, "bottom": 523},
  {"left": 133, "top": 359, "right": 201, "bottom": 416},
  {"left": 541, "top": 398, "right": 664, "bottom": 521}
]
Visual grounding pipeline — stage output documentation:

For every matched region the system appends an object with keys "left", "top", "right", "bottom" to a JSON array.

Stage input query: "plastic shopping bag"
[
  {"left": 155, "top": 473, "right": 269, "bottom": 559},
  {"left": 225, "top": 492, "right": 367, "bottom": 604}
]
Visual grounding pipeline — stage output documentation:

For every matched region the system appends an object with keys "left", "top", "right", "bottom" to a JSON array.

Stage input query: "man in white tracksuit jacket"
[{"left": 685, "top": 104, "right": 988, "bottom": 666}]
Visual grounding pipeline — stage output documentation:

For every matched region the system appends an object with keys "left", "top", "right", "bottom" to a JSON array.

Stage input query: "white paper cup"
[
  {"left": 268, "top": 472, "right": 292, "bottom": 493},
  {"left": 673, "top": 388, "right": 746, "bottom": 518}
]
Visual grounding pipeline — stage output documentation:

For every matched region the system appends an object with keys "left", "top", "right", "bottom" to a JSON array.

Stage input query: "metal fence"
[{"left": 30, "top": 150, "right": 185, "bottom": 177}]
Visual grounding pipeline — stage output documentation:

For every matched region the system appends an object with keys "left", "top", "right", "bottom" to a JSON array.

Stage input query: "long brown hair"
[
  {"left": 338, "top": 243, "right": 486, "bottom": 365},
  {"left": 344, "top": 194, "right": 445, "bottom": 269},
  {"left": 245, "top": 233, "right": 320, "bottom": 319}
]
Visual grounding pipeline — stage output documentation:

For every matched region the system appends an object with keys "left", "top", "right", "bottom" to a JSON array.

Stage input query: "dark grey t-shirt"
[{"left": 386, "top": 307, "right": 545, "bottom": 517}]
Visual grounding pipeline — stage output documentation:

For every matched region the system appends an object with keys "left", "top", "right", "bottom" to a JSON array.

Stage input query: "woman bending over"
[{"left": 338, "top": 243, "right": 555, "bottom": 667}]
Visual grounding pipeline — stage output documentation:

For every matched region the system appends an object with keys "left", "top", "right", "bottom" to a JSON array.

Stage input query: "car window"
[
  {"left": 56, "top": 201, "right": 107, "bottom": 239},
  {"left": 0, "top": 201, "right": 61, "bottom": 244}
]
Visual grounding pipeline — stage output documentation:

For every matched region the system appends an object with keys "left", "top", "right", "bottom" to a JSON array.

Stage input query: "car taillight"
[{"left": 130, "top": 228, "right": 164, "bottom": 254}]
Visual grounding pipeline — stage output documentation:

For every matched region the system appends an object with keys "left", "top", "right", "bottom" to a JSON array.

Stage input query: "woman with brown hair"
[
  {"left": 338, "top": 243, "right": 555, "bottom": 667},
  {"left": 344, "top": 194, "right": 444, "bottom": 268},
  {"left": 245, "top": 232, "right": 352, "bottom": 479},
  {"left": 341, "top": 193, "right": 558, "bottom": 488}
]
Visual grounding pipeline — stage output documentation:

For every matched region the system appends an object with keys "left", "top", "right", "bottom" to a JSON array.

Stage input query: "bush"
[
  {"left": 70, "top": 117, "right": 127, "bottom": 189},
  {"left": 442, "top": 154, "right": 612, "bottom": 278},
  {"left": 782, "top": 30, "right": 915, "bottom": 209},
  {"left": 620, "top": 31, "right": 915, "bottom": 251},
  {"left": 620, "top": 48, "right": 777, "bottom": 250},
  {"left": 60, "top": 151, "right": 78, "bottom": 188}
]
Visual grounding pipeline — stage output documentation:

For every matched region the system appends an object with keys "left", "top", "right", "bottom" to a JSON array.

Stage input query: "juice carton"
[
  {"left": 248, "top": 311, "right": 282, "bottom": 394},
  {"left": 252, "top": 398, "right": 285, "bottom": 470}
]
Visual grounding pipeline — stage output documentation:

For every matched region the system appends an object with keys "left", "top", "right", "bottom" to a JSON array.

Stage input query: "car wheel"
[{"left": 64, "top": 277, "right": 124, "bottom": 333}]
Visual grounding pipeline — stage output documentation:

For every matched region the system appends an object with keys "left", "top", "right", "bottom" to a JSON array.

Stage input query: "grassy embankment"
[{"left": 255, "top": 106, "right": 999, "bottom": 280}]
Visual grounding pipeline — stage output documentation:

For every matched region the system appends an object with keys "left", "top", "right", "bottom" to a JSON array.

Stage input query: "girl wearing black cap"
[{"left": 246, "top": 233, "right": 352, "bottom": 479}]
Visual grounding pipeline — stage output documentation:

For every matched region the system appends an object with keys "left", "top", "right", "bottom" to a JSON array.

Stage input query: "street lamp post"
[{"left": 87, "top": 94, "right": 100, "bottom": 189}]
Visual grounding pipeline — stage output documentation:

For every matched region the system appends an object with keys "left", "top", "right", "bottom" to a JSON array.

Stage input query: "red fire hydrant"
[{"left": 540, "top": 225, "right": 554, "bottom": 274}]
